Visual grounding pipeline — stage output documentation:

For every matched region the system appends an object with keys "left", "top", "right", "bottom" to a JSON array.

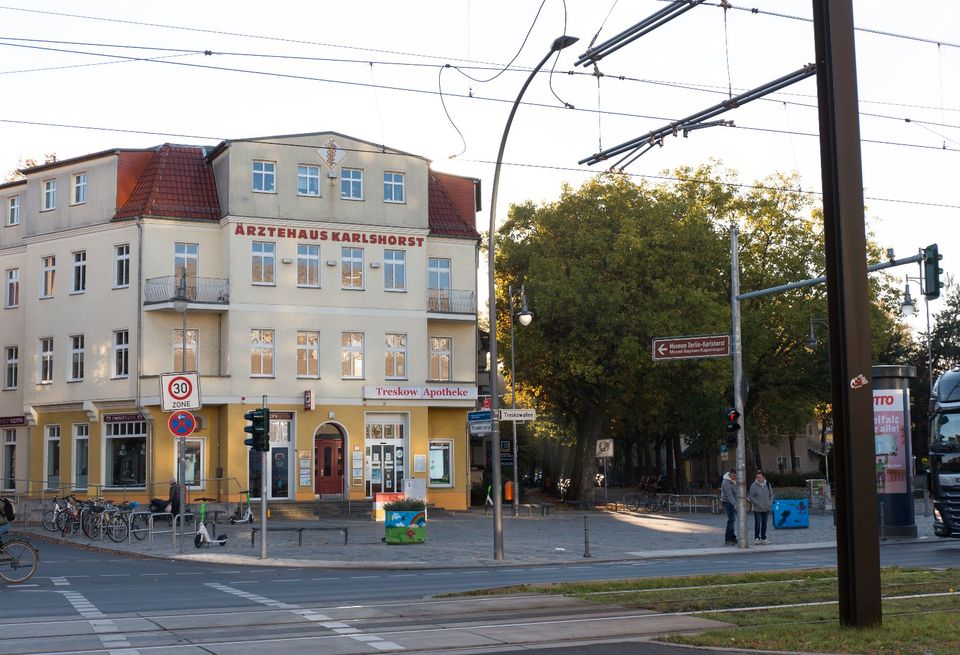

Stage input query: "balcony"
[
  {"left": 427, "top": 289, "right": 476, "bottom": 317},
  {"left": 144, "top": 276, "right": 229, "bottom": 310}
]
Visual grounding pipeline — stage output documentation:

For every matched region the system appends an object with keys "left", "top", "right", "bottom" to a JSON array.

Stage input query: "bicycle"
[
  {"left": 41, "top": 495, "right": 74, "bottom": 533},
  {"left": 0, "top": 525, "right": 39, "bottom": 584},
  {"left": 193, "top": 497, "right": 228, "bottom": 548}
]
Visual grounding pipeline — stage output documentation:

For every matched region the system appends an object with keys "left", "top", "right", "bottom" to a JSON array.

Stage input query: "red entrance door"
[{"left": 314, "top": 438, "right": 344, "bottom": 496}]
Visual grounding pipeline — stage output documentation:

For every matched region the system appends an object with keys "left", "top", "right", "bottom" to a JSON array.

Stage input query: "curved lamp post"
[{"left": 487, "top": 34, "right": 578, "bottom": 560}]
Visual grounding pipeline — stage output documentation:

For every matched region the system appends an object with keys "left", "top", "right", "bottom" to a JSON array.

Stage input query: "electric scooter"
[
  {"left": 193, "top": 497, "right": 228, "bottom": 548},
  {"left": 231, "top": 489, "right": 254, "bottom": 524}
]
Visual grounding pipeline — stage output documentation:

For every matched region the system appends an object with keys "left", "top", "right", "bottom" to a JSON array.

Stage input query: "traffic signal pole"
[
  {"left": 730, "top": 226, "right": 748, "bottom": 548},
  {"left": 260, "top": 396, "right": 268, "bottom": 560}
]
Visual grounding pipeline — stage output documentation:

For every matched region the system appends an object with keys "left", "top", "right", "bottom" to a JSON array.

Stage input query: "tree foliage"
[{"left": 493, "top": 165, "right": 904, "bottom": 499}]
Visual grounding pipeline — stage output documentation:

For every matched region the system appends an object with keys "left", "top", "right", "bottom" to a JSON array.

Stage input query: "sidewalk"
[{"left": 17, "top": 501, "right": 937, "bottom": 569}]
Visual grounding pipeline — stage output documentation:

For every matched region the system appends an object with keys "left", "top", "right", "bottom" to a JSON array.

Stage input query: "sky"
[{"left": 1, "top": 1, "right": 957, "bottom": 334}]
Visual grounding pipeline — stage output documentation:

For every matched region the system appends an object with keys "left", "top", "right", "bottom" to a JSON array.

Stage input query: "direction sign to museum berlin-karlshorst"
[{"left": 651, "top": 334, "right": 731, "bottom": 361}]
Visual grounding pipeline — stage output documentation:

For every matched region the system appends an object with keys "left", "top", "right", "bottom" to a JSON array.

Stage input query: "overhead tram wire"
[{"left": 3, "top": 35, "right": 960, "bottom": 133}]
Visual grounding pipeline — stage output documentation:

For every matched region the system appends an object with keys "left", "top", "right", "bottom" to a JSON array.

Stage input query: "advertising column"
[{"left": 872, "top": 365, "right": 917, "bottom": 537}]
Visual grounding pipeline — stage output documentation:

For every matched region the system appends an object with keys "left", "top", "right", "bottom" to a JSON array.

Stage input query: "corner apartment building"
[{"left": 0, "top": 131, "right": 481, "bottom": 509}]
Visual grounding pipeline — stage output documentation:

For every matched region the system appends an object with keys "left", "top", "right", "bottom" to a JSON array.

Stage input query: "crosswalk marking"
[{"left": 205, "top": 582, "right": 404, "bottom": 651}]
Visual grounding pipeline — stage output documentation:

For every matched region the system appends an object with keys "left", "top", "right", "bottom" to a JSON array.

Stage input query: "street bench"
[
  {"left": 250, "top": 525, "right": 349, "bottom": 547},
  {"left": 485, "top": 502, "right": 550, "bottom": 517}
]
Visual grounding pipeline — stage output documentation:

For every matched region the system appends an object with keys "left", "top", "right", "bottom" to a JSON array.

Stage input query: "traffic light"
[
  {"left": 725, "top": 408, "right": 741, "bottom": 445},
  {"left": 243, "top": 408, "right": 270, "bottom": 452},
  {"left": 924, "top": 244, "right": 943, "bottom": 300}
]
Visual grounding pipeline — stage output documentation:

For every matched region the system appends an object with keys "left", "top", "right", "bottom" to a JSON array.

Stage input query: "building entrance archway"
[{"left": 314, "top": 423, "right": 345, "bottom": 497}]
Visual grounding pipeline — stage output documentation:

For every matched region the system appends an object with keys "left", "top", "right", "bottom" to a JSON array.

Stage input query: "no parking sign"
[{"left": 168, "top": 410, "right": 197, "bottom": 437}]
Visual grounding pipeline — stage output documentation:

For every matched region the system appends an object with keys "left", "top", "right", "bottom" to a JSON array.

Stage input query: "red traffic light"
[
  {"left": 725, "top": 408, "right": 741, "bottom": 434},
  {"left": 726, "top": 409, "right": 740, "bottom": 422}
]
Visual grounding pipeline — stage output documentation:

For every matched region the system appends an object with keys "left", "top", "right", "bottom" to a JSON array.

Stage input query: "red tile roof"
[
  {"left": 115, "top": 145, "right": 221, "bottom": 220},
  {"left": 428, "top": 172, "right": 480, "bottom": 239}
]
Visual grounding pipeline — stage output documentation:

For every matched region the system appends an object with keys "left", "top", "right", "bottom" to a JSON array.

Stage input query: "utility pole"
[
  {"left": 812, "top": 0, "right": 882, "bottom": 627},
  {"left": 730, "top": 226, "right": 748, "bottom": 547}
]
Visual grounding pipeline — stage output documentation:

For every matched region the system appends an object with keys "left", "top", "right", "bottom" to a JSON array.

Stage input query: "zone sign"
[{"left": 160, "top": 372, "right": 202, "bottom": 412}]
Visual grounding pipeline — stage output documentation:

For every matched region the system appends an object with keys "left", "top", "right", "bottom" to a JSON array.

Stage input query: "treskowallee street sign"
[{"left": 651, "top": 334, "right": 731, "bottom": 361}]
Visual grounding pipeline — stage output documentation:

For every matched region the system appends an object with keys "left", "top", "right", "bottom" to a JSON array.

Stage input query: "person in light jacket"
[
  {"left": 748, "top": 470, "right": 775, "bottom": 544},
  {"left": 719, "top": 468, "right": 738, "bottom": 545}
]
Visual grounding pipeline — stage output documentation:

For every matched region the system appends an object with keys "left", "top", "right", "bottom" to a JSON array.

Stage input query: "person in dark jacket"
[
  {"left": 748, "top": 470, "right": 775, "bottom": 544},
  {"left": 719, "top": 468, "right": 738, "bottom": 545}
]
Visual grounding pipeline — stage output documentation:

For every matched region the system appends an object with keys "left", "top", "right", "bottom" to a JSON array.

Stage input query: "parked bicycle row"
[{"left": 40, "top": 495, "right": 150, "bottom": 543}]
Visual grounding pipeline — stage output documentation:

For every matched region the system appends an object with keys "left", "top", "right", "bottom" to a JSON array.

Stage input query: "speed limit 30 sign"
[{"left": 160, "top": 372, "right": 202, "bottom": 412}]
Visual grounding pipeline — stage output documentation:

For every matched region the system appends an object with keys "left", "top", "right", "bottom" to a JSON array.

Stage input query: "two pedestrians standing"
[
  {"left": 719, "top": 468, "right": 738, "bottom": 545},
  {"left": 748, "top": 471, "right": 775, "bottom": 544}
]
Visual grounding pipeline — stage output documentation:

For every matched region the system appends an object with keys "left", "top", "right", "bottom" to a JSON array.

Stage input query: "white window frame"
[
  {"left": 383, "top": 250, "right": 406, "bottom": 292},
  {"left": 340, "top": 332, "right": 364, "bottom": 379},
  {"left": 384, "top": 333, "right": 407, "bottom": 380},
  {"left": 341, "top": 247, "right": 364, "bottom": 290},
  {"left": 428, "top": 439, "right": 454, "bottom": 488},
  {"left": 4, "top": 268, "right": 18, "bottom": 308},
  {"left": 174, "top": 242, "right": 199, "bottom": 299},
  {"left": 297, "top": 244, "right": 320, "bottom": 288},
  {"left": 41, "top": 255, "right": 56, "bottom": 298},
  {"left": 114, "top": 244, "right": 130, "bottom": 288},
  {"left": 113, "top": 330, "right": 129, "bottom": 378},
  {"left": 250, "top": 328, "right": 275, "bottom": 377},
  {"left": 341, "top": 167, "right": 363, "bottom": 200},
  {"left": 173, "top": 328, "right": 198, "bottom": 372},
  {"left": 174, "top": 437, "right": 205, "bottom": 490},
  {"left": 296, "top": 330, "right": 320, "bottom": 378},
  {"left": 252, "top": 160, "right": 276, "bottom": 193},
  {"left": 251, "top": 241, "right": 276, "bottom": 285},
  {"left": 42, "top": 178, "right": 56, "bottom": 211},
  {"left": 45, "top": 424, "right": 61, "bottom": 491},
  {"left": 72, "top": 172, "right": 87, "bottom": 205},
  {"left": 383, "top": 171, "right": 405, "bottom": 203},
  {"left": 71, "top": 250, "right": 86, "bottom": 294},
  {"left": 39, "top": 337, "right": 54, "bottom": 383},
  {"left": 3, "top": 346, "right": 17, "bottom": 390},
  {"left": 428, "top": 257, "right": 452, "bottom": 291},
  {"left": 297, "top": 164, "right": 320, "bottom": 197},
  {"left": 69, "top": 334, "right": 84, "bottom": 382},
  {"left": 73, "top": 424, "right": 89, "bottom": 491},
  {"left": 429, "top": 336, "right": 452, "bottom": 381},
  {"left": 6, "top": 195, "right": 19, "bottom": 226}
]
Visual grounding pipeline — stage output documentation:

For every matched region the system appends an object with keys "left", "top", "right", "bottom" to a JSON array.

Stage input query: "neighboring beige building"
[{"left": 0, "top": 132, "right": 481, "bottom": 510}]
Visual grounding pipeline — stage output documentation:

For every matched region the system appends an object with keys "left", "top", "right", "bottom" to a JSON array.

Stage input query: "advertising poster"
[{"left": 874, "top": 388, "right": 907, "bottom": 494}]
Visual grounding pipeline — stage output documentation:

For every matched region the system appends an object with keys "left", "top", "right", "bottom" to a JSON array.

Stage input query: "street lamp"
[
  {"left": 900, "top": 275, "right": 934, "bottom": 396},
  {"left": 487, "top": 34, "right": 579, "bottom": 560},
  {"left": 805, "top": 316, "right": 829, "bottom": 348},
  {"left": 171, "top": 265, "right": 189, "bottom": 550},
  {"left": 508, "top": 284, "right": 533, "bottom": 517}
]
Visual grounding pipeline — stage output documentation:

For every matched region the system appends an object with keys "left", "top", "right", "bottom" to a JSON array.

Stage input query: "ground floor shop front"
[{"left": 2, "top": 402, "right": 471, "bottom": 510}]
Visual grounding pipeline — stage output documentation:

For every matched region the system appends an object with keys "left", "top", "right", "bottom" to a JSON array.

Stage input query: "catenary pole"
[{"left": 730, "top": 226, "right": 747, "bottom": 548}]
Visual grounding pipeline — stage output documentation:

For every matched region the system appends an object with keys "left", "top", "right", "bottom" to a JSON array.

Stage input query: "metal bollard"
[{"left": 583, "top": 513, "right": 591, "bottom": 558}]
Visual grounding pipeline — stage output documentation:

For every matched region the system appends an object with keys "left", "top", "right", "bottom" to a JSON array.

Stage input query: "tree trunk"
[
  {"left": 789, "top": 435, "right": 797, "bottom": 473},
  {"left": 752, "top": 432, "right": 762, "bottom": 471},
  {"left": 672, "top": 436, "right": 686, "bottom": 490},
  {"left": 576, "top": 409, "right": 606, "bottom": 506}
]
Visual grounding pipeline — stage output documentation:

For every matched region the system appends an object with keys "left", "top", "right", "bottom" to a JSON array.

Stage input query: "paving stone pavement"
[{"left": 17, "top": 500, "right": 937, "bottom": 569}]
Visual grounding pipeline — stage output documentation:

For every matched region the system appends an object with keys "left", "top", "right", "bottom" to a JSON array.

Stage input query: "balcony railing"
[
  {"left": 427, "top": 289, "right": 476, "bottom": 314},
  {"left": 144, "top": 276, "right": 230, "bottom": 305}
]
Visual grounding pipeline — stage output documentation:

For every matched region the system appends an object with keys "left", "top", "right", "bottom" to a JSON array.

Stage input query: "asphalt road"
[{"left": 1, "top": 539, "right": 955, "bottom": 654}]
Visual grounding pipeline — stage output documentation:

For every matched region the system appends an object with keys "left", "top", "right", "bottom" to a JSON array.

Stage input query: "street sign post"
[
  {"left": 596, "top": 438, "right": 614, "bottom": 458},
  {"left": 160, "top": 372, "right": 202, "bottom": 411},
  {"left": 651, "top": 334, "right": 730, "bottom": 361},
  {"left": 500, "top": 408, "right": 537, "bottom": 422}
]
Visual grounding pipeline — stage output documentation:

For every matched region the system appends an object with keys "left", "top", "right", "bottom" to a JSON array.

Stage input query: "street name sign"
[
  {"left": 500, "top": 408, "right": 536, "bottom": 421},
  {"left": 468, "top": 410, "right": 493, "bottom": 423},
  {"left": 651, "top": 334, "right": 730, "bottom": 361},
  {"left": 468, "top": 421, "right": 492, "bottom": 436},
  {"left": 160, "top": 372, "right": 201, "bottom": 412}
]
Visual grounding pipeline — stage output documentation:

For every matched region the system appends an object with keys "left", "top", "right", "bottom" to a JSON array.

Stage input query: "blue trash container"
[{"left": 771, "top": 499, "right": 809, "bottom": 529}]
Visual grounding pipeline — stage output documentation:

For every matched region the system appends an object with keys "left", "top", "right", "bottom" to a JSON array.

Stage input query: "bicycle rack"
[{"left": 126, "top": 510, "right": 152, "bottom": 546}]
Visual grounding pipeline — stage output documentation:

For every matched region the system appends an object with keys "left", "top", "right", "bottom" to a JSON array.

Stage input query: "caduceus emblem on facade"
[{"left": 319, "top": 139, "right": 345, "bottom": 169}]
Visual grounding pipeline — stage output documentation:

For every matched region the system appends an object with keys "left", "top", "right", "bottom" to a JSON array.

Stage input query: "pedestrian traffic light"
[
  {"left": 243, "top": 408, "right": 270, "bottom": 452},
  {"left": 924, "top": 244, "right": 943, "bottom": 300},
  {"left": 725, "top": 408, "right": 741, "bottom": 445}
]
